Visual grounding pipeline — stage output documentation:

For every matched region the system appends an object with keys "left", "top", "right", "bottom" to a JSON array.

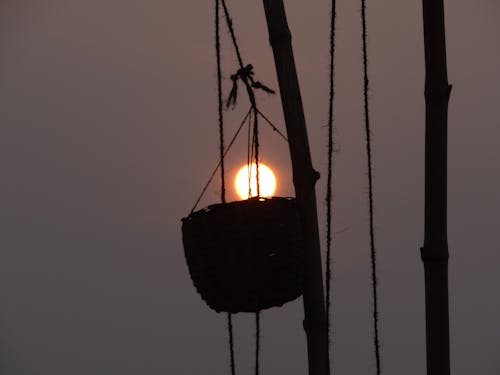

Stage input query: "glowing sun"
[{"left": 234, "top": 163, "right": 277, "bottom": 200}]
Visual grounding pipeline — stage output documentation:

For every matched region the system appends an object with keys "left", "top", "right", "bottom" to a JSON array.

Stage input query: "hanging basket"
[{"left": 182, "top": 196, "right": 304, "bottom": 313}]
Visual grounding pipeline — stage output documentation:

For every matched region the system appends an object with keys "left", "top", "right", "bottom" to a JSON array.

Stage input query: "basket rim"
[{"left": 182, "top": 196, "right": 297, "bottom": 222}]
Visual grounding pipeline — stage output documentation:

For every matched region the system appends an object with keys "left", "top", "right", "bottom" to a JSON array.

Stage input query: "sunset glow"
[{"left": 234, "top": 163, "right": 277, "bottom": 200}]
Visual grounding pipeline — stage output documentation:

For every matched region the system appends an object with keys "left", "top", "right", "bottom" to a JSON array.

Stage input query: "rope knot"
[{"left": 226, "top": 64, "right": 275, "bottom": 108}]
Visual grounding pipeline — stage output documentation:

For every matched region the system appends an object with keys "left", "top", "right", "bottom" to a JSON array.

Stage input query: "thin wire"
[
  {"left": 255, "top": 109, "right": 288, "bottom": 142},
  {"left": 325, "top": 0, "right": 337, "bottom": 372},
  {"left": 360, "top": 0, "right": 381, "bottom": 373},
  {"left": 190, "top": 108, "right": 252, "bottom": 214}
]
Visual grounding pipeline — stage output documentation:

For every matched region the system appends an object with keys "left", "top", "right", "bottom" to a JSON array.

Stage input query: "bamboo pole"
[
  {"left": 261, "top": 1, "right": 329, "bottom": 375},
  {"left": 421, "top": 0, "right": 452, "bottom": 374}
]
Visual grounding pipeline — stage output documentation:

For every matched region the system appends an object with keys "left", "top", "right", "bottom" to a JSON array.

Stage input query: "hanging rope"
[
  {"left": 227, "top": 65, "right": 275, "bottom": 109},
  {"left": 220, "top": 0, "right": 274, "bottom": 202},
  {"left": 220, "top": 0, "right": 244, "bottom": 69},
  {"left": 253, "top": 107, "right": 260, "bottom": 197},
  {"left": 227, "top": 312, "right": 236, "bottom": 375},
  {"left": 216, "top": 0, "right": 226, "bottom": 205},
  {"left": 216, "top": 2, "right": 271, "bottom": 374},
  {"left": 247, "top": 110, "right": 253, "bottom": 198},
  {"left": 215, "top": 3, "right": 236, "bottom": 372},
  {"left": 255, "top": 312, "right": 260, "bottom": 375},
  {"left": 360, "top": 1, "right": 381, "bottom": 373},
  {"left": 225, "top": 64, "right": 273, "bottom": 199},
  {"left": 325, "top": 0, "right": 337, "bottom": 372}
]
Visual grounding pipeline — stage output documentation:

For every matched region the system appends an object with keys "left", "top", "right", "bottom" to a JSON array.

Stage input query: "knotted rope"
[
  {"left": 227, "top": 64, "right": 275, "bottom": 109},
  {"left": 220, "top": 0, "right": 274, "bottom": 202},
  {"left": 225, "top": 63, "right": 274, "bottom": 199}
]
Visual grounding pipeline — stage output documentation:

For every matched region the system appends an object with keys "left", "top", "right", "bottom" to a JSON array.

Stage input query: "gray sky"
[{"left": 0, "top": 1, "right": 499, "bottom": 374}]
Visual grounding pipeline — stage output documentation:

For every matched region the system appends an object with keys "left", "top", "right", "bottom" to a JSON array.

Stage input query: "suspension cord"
[
  {"left": 325, "top": 0, "right": 337, "bottom": 372},
  {"left": 216, "top": 3, "right": 236, "bottom": 373},
  {"left": 252, "top": 107, "right": 260, "bottom": 197},
  {"left": 221, "top": 0, "right": 244, "bottom": 69},
  {"left": 247, "top": 110, "right": 253, "bottom": 197},
  {"left": 221, "top": 0, "right": 274, "bottom": 96},
  {"left": 227, "top": 312, "right": 236, "bottom": 375},
  {"left": 216, "top": 0, "right": 226, "bottom": 205},
  {"left": 218, "top": 3, "right": 265, "bottom": 374},
  {"left": 360, "top": 1, "right": 381, "bottom": 373},
  {"left": 255, "top": 311, "right": 261, "bottom": 375},
  {"left": 221, "top": 0, "right": 278, "bottom": 200}
]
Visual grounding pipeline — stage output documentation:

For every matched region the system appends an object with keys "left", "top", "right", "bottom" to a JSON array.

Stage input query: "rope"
[
  {"left": 244, "top": 108, "right": 261, "bottom": 198},
  {"left": 216, "top": 3, "right": 236, "bottom": 375},
  {"left": 220, "top": 0, "right": 275, "bottom": 201},
  {"left": 360, "top": 1, "right": 381, "bottom": 373},
  {"left": 220, "top": 0, "right": 244, "bottom": 69},
  {"left": 255, "top": 312, "right": 260, "bottom": 375},
  {"left": 247, "top": 110, "right": 253, "bottom": 198},
  {"left": 227, "top": 65, "right": 275, "bottom": 109},
  {"left": 211, "top": 5, "right": 270, "bottom": 375},
  {"left": 216, "top": 0, "right": 226, "bottom": 204},
  {"left": 325, "top": 0, "right": 337, "bottom": 372},
  {"left": 224, "top": 68, "right": 273, "bottom": 199},
  {"left": 227, "top": 313, "right": 236, "bottom": 375},
  {"left": 226, "top": 65, "right": 275, "bottom": 109},
  {"left": 253, "top": 108, "right": 260, "bottom": 197},
  {"left": 219, "top": 0, "right": 274, "bottom": 102}
]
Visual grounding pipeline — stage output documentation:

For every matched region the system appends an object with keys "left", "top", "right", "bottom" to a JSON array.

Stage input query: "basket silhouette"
[{"left": 182, "top": 197, "right": 304, "bottom": 313}]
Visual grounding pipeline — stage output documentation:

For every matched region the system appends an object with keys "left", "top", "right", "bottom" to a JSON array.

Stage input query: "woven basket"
[{"left": 182, "top": 197, "right": 304, "bottom": 313}]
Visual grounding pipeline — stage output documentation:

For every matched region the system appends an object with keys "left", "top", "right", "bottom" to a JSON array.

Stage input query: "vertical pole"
[
  {"left": 421, "top": 0, "right": 452, "bottom": 374},
  {"left": 261, "top": 2, "right": 329, "bottom": 375}
]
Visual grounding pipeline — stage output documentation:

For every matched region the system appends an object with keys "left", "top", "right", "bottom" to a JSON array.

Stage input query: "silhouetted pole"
[
  {"left": 262, "top": 1, "right": 329, "bottom": 375},
  {"left": 421, "top": 0, "right": 452, "bottom": 374}
]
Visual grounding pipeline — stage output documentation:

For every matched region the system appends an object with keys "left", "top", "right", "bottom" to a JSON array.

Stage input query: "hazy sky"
[{"left": 1, "top": 1, "right": 499, "bottom": 374}]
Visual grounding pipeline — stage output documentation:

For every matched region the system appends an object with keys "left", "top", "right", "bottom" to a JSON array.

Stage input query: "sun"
[{"left": 234, "top": 163, "right": 277, "bottom": 200}]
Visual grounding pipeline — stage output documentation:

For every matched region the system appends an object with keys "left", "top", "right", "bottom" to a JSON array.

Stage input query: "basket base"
[{"left": 182, "top": 197, "right": 304, "bottom": 313}]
